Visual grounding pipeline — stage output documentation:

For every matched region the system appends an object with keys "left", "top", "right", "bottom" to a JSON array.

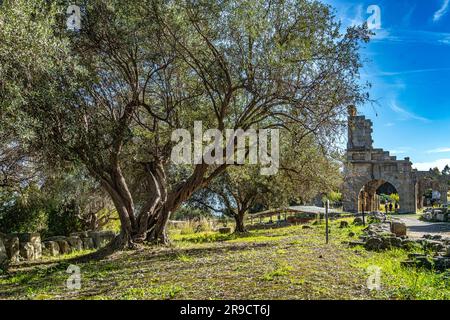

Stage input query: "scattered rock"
[
  {"left": 389, "top": 236, "right": 403, "bottom": 248},
  {"left": 339, "top": 221, "right": 349, "bottom": 228},
  {"left": 433, "top": 256, "right": 450, "bottom": 270},
  {"left": 364, "top": 237, "right": 383, "bottom": 251},
  {"left": 302, "top": 225, "right": 312, "bottom": 229},
  {"left": 445, "top": 246, "right": 450, "bottom": 257},
  {"left": 352, "top": 217, "right": 363, "bottom": 226},
  {"left": 401, "top": 239, "right": 421, "bottom": 250},
  {"left": 348, "top": 240, "right": 365, "bottom": 247},
  {"left": 423, "top": 240, "right": 445, "bottom": 252}
]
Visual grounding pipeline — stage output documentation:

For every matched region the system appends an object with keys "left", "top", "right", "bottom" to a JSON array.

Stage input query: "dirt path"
[{"left": 397, "top": 216, "right": 450, "bottom": 239}]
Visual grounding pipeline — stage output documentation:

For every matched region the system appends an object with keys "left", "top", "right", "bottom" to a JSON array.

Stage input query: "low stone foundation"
[{"left": 0, "top": 230, "right": 116, "bottom": 264}]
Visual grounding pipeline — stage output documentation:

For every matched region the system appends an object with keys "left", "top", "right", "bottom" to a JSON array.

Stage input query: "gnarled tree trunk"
[{"left": 233, "top": 211, "right": 247, "bottom": 233}]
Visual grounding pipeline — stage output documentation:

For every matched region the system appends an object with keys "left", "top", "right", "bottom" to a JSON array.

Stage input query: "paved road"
[
  {"left": 291, "top": 206, "right": 450, "bottom": 239},
  {"left": 289, "top": 206, "right": 340, "bottom": 214},
  {"left": 397, "top": 216, "right": 450, "bottom": 239}
]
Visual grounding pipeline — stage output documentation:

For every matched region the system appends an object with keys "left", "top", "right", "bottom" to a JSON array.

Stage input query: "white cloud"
[
  {"left": 427, "top": 147, "right": 450, "bottom": 153},
  {"left": 385, "top": 122, "right": 395, "bottom": 127},
  {"left": 413, "top": 158, "right": 450, "bottom": 171},
  {"left": 433, "top": 0, "right": 450, "bottom": 22},
  {"left": 371, "top": 29, "right": 391, "bottom": 40},
  {"left": 378, "top": 68, "right": 450, "bottom": 76},
  {"left": 389, "top": 101, "right": 431, "bottom": 123}
]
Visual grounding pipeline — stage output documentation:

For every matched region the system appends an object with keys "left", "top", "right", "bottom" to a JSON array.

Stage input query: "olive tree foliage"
[
  {"left": 0, "top": 0, "right": 370, "bottom": 248},
  {"left": 191, "top": 132, "right": 343, "bottom": 232}
]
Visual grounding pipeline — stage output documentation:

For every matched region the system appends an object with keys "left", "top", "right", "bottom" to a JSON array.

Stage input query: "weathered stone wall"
[
  {"left": 342, "top": 107, "right": 450, "bottom": 214},
  {"left": 0, "top": 230, "right": 116, "bottom": 264}
]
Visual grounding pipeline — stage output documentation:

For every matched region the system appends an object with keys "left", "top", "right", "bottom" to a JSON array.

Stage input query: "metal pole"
[
  {"left": 362, "top": 196, "right": 366, "bottom": 226},
  {"left": 325, "top": 200, "right": 329, "bottom": 244}
]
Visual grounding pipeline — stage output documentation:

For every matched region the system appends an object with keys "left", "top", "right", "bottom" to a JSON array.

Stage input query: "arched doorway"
[{"left": 358, "top": 180, "right": 399, "bottom": 213}]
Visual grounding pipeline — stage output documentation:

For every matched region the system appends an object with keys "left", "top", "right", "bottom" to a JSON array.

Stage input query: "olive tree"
[{"left": 0, "top": 0, "right": 369, "bottom": 248}]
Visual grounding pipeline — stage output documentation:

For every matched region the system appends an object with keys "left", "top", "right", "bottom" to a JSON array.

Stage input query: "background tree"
[
  {"left": 0, "top": 0, "right": 370, "bottom": 248},
  {"left": 192, "top": 132, "right": 343, "bottom": 232}
]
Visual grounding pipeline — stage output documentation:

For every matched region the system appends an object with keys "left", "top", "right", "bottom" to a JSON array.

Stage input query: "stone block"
[
  {"left": 19, "top": 242, "right": 35, "bottom": 261},
  {"left": 389, "top": 236, "right": 403, "bottom": 248},
  {"left": 45, "top": 236, "right": 68, "bottom": 242},
  {"left": 401, "top": 239, "right": 421, "bottom": 250},
  {"left": 70, "top": 231, "right": 89, "bottom": 238},
  {"left": 390, "top": 221, "right": 407, "bottom": 237},
  {"left": 57, "top": 240, "right": 71, "bottom": 255},
  {"left": 15, "top": 233, "right": 42, "bottom": 260},
  {"left": 82, "top": 237, "right": 95, "bottom": 250},
  {"left": 0, "top": 238, "right": 8, "bottom": 265},
  {"left": 423, "top": 240, "right": 445, "bottom": 252},
  {"left": 1, "top": 235, "right": 20, "bottom": 262},
  {"left": 14, "top": 233, "right": 37, "bottom": 242},
  {"left": 444, "top": 246, "right": 450, "bottom": 257},
  {"left": 364, "top": 237, "right": 383, "bottom": 251},
  {"left": 432, "top": 256, "right": 450, "bottom": 271},
  {"left": 67, "top": 236, "right": 83, "bottom": 251},
  {"left": 88, "top": 231, "right": 115, "bottom": 248},
  {"left": 42, "top": 241, "right": 60, "bottom": 256}
]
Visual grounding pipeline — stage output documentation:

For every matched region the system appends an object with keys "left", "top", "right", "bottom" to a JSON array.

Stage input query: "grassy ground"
[{"left": 0, "top": 218, "right": 449, "bottom": 300}]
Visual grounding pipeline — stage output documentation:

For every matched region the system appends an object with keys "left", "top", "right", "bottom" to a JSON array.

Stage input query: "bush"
[
  {"left": 0, "top": 185, "right": 48, "bottom": 234},
  {"left": 46, "top": 200, "right": 84, "bottom": 237}
]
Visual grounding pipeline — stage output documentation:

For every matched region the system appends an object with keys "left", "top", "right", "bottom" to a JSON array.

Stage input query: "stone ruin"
[
  {"left": 346, "top": 218, "right": 450, "bottom": 271},
  {"left": 422, "top": 207, "right": 449, "bottom": 222},
  {"left": 0, "top": 230, "right": 116, "bottom": 266},
  {"left": 342, "top": 105, "right": 450, "bottom": 215}
]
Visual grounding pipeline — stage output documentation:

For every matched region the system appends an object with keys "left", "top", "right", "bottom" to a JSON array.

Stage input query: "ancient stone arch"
[{"left": 342, "top": 106, "right": 449, "bottom": 214}]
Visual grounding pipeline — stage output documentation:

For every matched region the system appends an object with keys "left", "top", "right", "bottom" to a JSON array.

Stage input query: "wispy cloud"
[
  {"left": 413, "top": 158, "right": 450, "bottom": 171},
  {"left": 377, "top": 68, "right": 450, "bottom": 77},
  {"left": 368, "top": 29, "right": 450, "bottom": 46},
  {"left": 389, "top": 101, "right": 431, "bottom": 123},
  {"left": 390, "top": 147, "right": 413, "bottom": 155},
  {"left": 385, "top": 122, "right": 395, "bottom": 127},
  {"left": 433, "top": 0, "right": 450, "bottom": 22},
  {"left": 427, "top": 147, "right": 450, "bottom": 153}
]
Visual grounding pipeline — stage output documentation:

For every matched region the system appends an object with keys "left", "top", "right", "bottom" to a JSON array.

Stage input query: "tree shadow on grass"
[{"left": 1, "top": 226, "right": 293, "bottom": 299}]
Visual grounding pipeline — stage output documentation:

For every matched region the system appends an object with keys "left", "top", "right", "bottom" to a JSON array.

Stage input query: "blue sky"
[{"left": 324, "top": 0, "right": 450, "bottom": 171}]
